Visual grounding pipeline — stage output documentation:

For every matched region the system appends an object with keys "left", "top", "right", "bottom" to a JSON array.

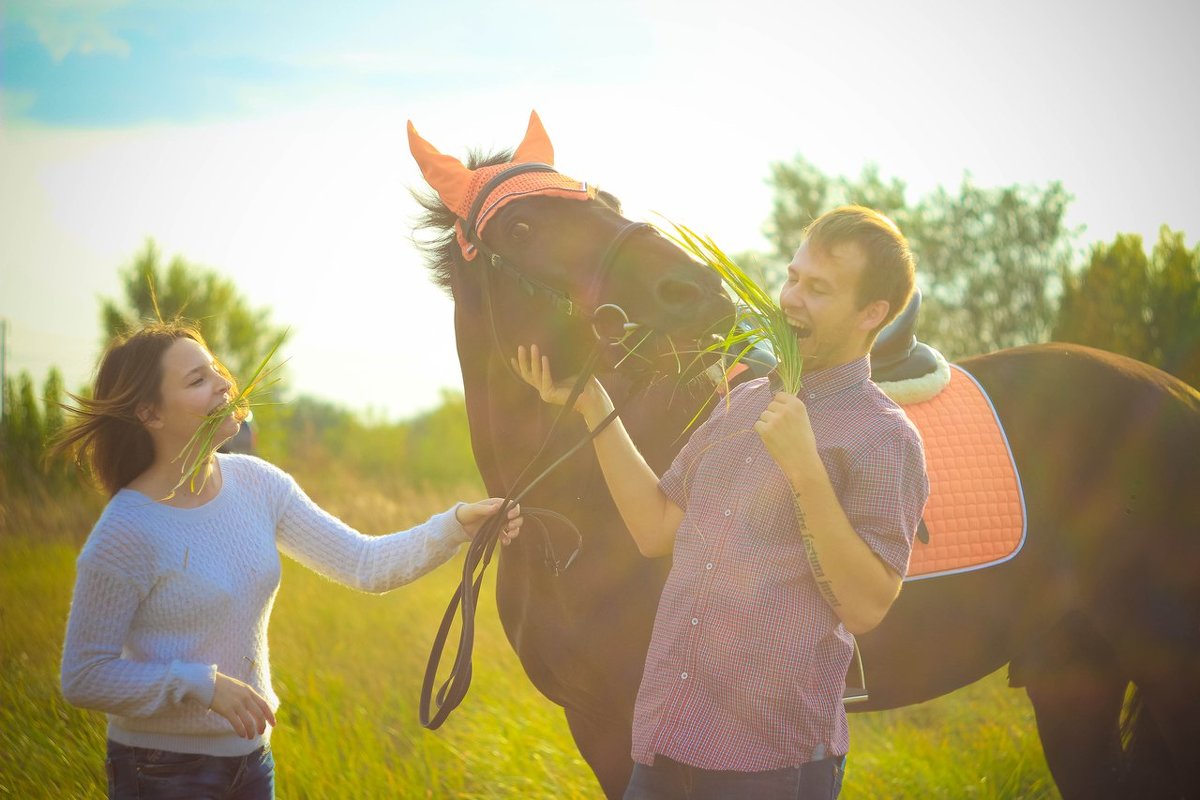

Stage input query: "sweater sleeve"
[
  {"left": 60, "top": 563, "right": 217, "bottom": 716},
  {"left": 274, "top": 476, "right": 472, "bottom": 593}
]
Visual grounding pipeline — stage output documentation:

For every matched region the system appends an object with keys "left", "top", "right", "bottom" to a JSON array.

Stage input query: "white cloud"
[{"left": 12, "top": 0, "right": 133, "bottom": 62}]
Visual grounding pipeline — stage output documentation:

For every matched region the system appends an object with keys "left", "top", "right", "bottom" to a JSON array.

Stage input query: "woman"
[{"left": 57, "top": 321, "right": 520, "bottom": 799}]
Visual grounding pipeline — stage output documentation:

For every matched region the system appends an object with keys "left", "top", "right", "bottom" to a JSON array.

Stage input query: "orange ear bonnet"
[{"left": 407, "top": 111, "right": 596, "bottom": 260}]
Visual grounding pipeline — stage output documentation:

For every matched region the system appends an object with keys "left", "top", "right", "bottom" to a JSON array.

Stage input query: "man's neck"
[{"left": 806, "top": 348, "right": 869, "bottom": 375}]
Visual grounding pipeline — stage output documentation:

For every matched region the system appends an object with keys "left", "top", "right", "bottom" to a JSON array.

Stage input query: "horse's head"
[{"left": 409, "top": 111, "right": 734, "bottom": 378}]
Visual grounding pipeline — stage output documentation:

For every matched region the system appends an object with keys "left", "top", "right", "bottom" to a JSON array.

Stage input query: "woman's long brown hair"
[{"left": 52, "top": 322, "right": 236, "bottom": 496}]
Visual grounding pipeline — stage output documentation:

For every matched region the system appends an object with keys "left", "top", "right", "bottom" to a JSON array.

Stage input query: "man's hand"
[
  {"left": 456, "top": 499, "right": 523, "bottom": 545},
  {"left": 754, "top": 392, "right": 820, "bottom": 479},
  {"left": 210, "top": 672, "right": 275, "bottom": 739},
  {"left": 512, "top": 344, "right": 613, "bottom": 427}
]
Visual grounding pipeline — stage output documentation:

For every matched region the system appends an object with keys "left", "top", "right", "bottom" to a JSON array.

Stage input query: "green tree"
[
  {"left": 400, "top": 390, "right": 478, "bottom": 487},
  {"left": 765, "top": 158, "right": 1076, "bottom": 359},
  {"left": 1, "top": 372, "right": 43, "bottom": 480},
  {"left": 101, "top": 240, "right": 290, "bottom": 393},
  {"left": 1054, "top": 227, "right": 1199, "bottom": 386},
  {"left": 41, "top": 368, "right": 66, "bottom": 446},
  {"left": 1, "top": 368, "right": 86, "bottom": 485},
  {"left": 1053, "top": 234, "right": 1153, "bottom": 360},
  {"left": 16, "top": 373, "right": 42, "bottom": 464},
  {"left": 1148, "top": 228, "right": 1200, "bottom": 384},
  {"left": 253, "top": 391, "right": 478, "bottom": 492},
  {"left": 911, "top": 178, "right": 1074, "bottom": 357},
  {"left": 41, "top": 368, "right": 71, "bottom": 481},
  {"left": 766, "top": 156, "right": 836, "bottom": 259}
]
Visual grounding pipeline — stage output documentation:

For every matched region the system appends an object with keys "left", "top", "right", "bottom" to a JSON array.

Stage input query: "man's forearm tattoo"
[{"left": 795, "top": 493, "right": 840, "bottom": 607}]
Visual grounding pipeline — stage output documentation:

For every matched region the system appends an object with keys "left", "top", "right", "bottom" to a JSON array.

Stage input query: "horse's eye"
[{"left": 511, "top": 222, "right": 531, "bottom": 241}]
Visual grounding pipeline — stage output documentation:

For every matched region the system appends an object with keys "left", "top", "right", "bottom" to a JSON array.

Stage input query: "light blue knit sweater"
[{"left": 61, "top": 453, "right": 470, "bottom": 757}]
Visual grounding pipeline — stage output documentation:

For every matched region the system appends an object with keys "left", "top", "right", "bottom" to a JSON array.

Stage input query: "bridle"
[
  {"left": 461, "top": 162, "right": 654, "bottom": 368},
  {"left": 420, "top": 164, "right": 657, "bottom": 730}
]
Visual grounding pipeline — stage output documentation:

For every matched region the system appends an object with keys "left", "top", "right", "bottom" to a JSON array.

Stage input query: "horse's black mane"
[{"left": 410, "top": 149, "right": 513, "bottom": 294}]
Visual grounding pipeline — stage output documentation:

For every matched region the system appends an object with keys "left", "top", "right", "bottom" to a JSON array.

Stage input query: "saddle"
[{"left": 871, "top": 288, "right": 953, "bottom": 406}]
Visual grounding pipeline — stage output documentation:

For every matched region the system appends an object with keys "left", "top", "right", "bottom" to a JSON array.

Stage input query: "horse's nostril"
[{"left": 655, "top": 277, "right": 704, "bottom": 310}]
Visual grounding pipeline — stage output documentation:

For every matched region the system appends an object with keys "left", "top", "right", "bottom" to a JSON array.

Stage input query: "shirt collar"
[{"left": 798, "top": 356, "right": 870, "bottom": 401}]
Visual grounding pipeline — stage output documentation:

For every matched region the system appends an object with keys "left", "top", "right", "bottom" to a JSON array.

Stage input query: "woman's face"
[{"left": 144, "top": 337, "right": 239, "bottom": 447}]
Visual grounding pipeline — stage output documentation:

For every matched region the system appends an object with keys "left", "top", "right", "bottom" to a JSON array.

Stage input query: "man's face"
[{"left": 778, "top": 240, "right": 884, "bottom": 370}]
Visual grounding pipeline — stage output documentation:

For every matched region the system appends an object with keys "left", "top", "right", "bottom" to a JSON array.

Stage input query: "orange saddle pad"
[{"left": 900, "top": 364, "right": 1026, "bottom": 580}]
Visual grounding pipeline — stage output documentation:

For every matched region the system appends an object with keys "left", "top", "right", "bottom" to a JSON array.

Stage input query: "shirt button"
[
  {"left": 808, "top": 392, "right": 817, "bottom": 400},
  {"left": 705, "top": 562, "right": 714, "bottom": 570},
  {"left": 723, "top": 509, "right": 732, "bottom": 517},
  {"left": 680, "top": 672, "right": 688, "bottom": 680},
  {"left": 744, "top": 456, "right": 753, "bottom": 464},
  {"left": 691, "top": 618, "right": 699, "bottom": 626}
]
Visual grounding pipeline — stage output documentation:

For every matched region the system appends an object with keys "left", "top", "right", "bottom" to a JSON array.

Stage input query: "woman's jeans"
[
  {"left": 624, "top": 753, "right": 845, "bottom": 800},
  {"left": 105, "top": 740, "right": 274, "bottom": 800}
]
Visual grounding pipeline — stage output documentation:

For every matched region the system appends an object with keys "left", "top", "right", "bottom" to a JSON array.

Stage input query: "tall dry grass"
[{"left": 1, "top": 469, "right": 1059, "bottom": 798}]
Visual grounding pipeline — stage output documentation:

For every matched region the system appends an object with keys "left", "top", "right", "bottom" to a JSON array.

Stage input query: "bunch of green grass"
[
  {"left": 169, "top": 331, "right": 287, "bottom": 498},
  {"left": 660, "top": 220, "right": 804, "bottom": 394}
]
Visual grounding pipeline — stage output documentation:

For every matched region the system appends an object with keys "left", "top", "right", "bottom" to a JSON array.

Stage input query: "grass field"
[{"left": 0, "top": 478, "right": 1060, "bottom": 799}]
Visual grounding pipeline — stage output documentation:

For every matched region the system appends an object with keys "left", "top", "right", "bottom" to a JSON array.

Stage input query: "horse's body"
[
  {"left": 859, "top": 345, "right": 1200, "bottom": 799},
  {"left": 412, "top": 131, "right": 1200, "bottom": 799}
]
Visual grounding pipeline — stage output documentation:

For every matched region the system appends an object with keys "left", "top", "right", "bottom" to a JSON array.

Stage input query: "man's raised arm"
[{"left": 514, "top": 344, "right": 682, "bottom": 557}]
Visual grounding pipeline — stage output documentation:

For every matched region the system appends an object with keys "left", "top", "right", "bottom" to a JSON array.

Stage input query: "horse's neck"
[
  {"left": 453, "top": 288, "right": 508, "bottom": 494},
  {"left": 452, "top": 322, "right": 564, "bottom": 497}
]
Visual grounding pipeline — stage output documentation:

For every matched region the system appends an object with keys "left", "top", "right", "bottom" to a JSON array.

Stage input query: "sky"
[{"left": 2, "top": 0, "right": 1197, "bottom": 421}]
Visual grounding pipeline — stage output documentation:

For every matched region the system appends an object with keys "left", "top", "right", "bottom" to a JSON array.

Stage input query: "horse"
[{"left": 408, "top": 113, "right": 1200, "bottom": 799}]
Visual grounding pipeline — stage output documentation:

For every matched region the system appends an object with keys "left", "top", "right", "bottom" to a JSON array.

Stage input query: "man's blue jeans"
[
  {"left": 105, "top": 740, "right": 275, "bottom": 799},
  {"left": 624, "top": 753, "right": 846, "bottom": 800}
]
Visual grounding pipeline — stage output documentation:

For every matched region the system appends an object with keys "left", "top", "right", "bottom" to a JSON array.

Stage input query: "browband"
[{"left": 461, "top": 162, "right": 559, "bottom": 245}]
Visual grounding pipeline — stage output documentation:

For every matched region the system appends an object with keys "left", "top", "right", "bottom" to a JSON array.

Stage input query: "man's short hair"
[{"left": 804, "top": 205, "right": 916, "bottom": 334}]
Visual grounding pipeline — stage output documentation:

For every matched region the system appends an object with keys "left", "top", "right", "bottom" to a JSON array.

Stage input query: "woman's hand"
[
  {"left": 456, "top": 498, "right": 523, "bottom": 544},
  {"left": 512, "top": 344, "right": 613, "bottom": 426},
  {"left": 210, "top": 672, "right": 275, "bottom": 739}
]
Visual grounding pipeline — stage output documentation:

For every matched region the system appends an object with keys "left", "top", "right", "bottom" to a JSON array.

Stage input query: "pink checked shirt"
[{"left": 632, "top": 357, "right": 929, "bottom": 771}]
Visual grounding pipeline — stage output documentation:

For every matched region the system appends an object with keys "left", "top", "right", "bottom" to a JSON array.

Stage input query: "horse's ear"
[
  {"left": 407, "top": 120, "right": 473, "bottom": 216},
  {"left": 512, "top": 110, "right": 555, "bottom": 166}
]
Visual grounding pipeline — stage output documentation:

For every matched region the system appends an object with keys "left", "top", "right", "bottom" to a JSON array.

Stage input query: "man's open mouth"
[{"left": 788, "top": 322, "right": 813, "bottom": 339}]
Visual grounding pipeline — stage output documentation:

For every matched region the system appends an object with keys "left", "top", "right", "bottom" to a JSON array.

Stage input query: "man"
[{"left": 516, "top": 205, "right": 929, "bottom": 799}]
